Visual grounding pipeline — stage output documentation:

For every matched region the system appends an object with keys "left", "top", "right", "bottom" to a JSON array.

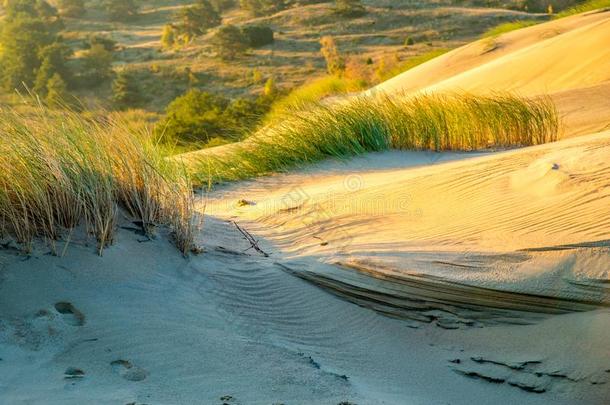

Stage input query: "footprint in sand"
[
  {"left": 111, "top": 359, "right": 148, "bottom": 382},
  {"left": 54, "top": 302, "right": 85, "bottom": 326},
  {"left": 64, "top": 367, "right": 85, "bottom": 380}
]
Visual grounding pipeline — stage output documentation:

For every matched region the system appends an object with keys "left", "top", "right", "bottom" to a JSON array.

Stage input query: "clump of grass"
[
  {"left": 192, "top": 92, "right": 559, "bottom": 185},
  {"left": 554, "top": 0, "right": 610, "bottom": 18},
  {"left": 481, "top": 20, "right": 542, "bottom": 38},
  {"left": 0, "top": 102, "right": 196, "bottom": 256}
]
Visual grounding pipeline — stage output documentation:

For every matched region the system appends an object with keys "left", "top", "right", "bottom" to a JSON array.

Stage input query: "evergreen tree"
[
  {"left": 45, "top": 72, "right": 68, "bottom": 107},
  {"left": 175, "top": 0, "right": 221, "bottom": 42},
  {"left": 0, "top": 1, "right": 64, "bottom": 90},
  {"left": 211, "top": 25, "right": 248, "bottom": 60},
  {"left": 81, "top": 44, "right": 113, "bottom": 84},
  {"left": 33, "top": 42, "right": 72, "bottom": 95},
  {"left": 112, "top": 71, "right": 141, "bottom": 109}
]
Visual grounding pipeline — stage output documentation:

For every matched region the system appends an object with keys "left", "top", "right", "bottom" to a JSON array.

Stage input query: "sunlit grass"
[
  {"left": 191, "top": 92, "right": 559, "bottom": 185},
  {"left": 481, "top": 20, "right": 542, "bottom": 38},
  {"left": 555, "top": 0, "right": 610, "bottom": 18},
  {"left": 0, "top": 102, "right": 196, "bottom": 256}
]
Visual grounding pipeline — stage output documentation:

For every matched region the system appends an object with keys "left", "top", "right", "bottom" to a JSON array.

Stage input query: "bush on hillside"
[
  {"left": 241, "top": 25, "right": 274, "bottom": 47},
  {"left": 239, "top": 0, "right": 286, "bottom": 16},
  {"left": 157, "top": 89, "right": 274, "bottom": 146},
  {"left": 211, "top": 25, "right": 249, "bottom": 60},
  {"left": 80, "top": 44, "right": 114, "bottom": 84},
  {"left": 0, "top": 0, "right": 66, "bottom": 91},
  {"left": 320, "top": 36, "right": 345, "bottom": 76},
  {"left": 112, "top": 71, "right": 143, "bottom": 109},
  {"left": 175, "top": 0, "right": 221, "bottom": 42},
  {"left": 334, "top": 0, "right": 366, "bottom": 17},
  {"left": 84, "top": 35, "right": 118, "bottom": 52}
]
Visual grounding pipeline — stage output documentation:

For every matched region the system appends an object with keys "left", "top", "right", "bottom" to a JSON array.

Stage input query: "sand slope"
[
  {"left": 208, "top": 130, "right": 610, "bottom": 311},
  {"left": 371, "top": 10, "right": 610, "bottom": 138},
  {"left": 374, "top": 10, "right": 610, "bottom": 96},
  {"left": 1, "top": 220, "right": 608, "bottom": 404}
]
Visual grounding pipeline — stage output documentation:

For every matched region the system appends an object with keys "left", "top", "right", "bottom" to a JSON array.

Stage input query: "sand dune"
[
  {"left": 374, "top": 10, "right": 610, "bottom": 97},
  {"left": 207, "top": 130, "right": 610, "bottom": 317},
  {"left": 2, "top": 8, "right": 610, "bottom": 405},
  {"left": 372, "top": 10, "right": 610, "bottom": 138}
]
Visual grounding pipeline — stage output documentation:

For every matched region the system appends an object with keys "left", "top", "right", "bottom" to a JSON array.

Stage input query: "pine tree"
[
  {"left": 45, "top": 73, "right": 68, "bottom": 107},
  {"left": 211, "top": 25, "right": 248, "bottom": 60},
  {"left": 175, "top": 0, "right": 221, "bottom": 42},
  {"left": 112, "top": 71, "right": 140, "bottom": 109},
  {"left": 33, "top": 42, "right": 72, "bottom": 96}
]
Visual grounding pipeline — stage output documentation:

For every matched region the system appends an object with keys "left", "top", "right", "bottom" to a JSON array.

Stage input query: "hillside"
[{"left": 53, "top": 0, "right": 549, "bottom": 110}]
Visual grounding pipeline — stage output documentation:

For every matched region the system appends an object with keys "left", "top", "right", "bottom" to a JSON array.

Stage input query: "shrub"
[
  {"left": 0, "top": 1, "right": 64, "bottom": 90},
  {"left": 45, "top": 72, "right": 69, "bottom": 107},
  {"left": 174, "top": 0, "right": 221, "bottom": 42},
  {"left": 0, "top": 102, "right": 195, "bottom": 255},
  {"left": 334, "top": 0, "right": 366, "bottom": 17},
  {"left": 112, "top": 71, "right": 142, "bottom": 109},
  {"left": 157, "top": 89, "right": 230, "bottom": 145},
  {"left": 241, "top": 25, "right": 274, "bottom": 47},
  {"left": 80, "top": 44, "right": 114, "bottom": 84},
  {"left": 405, "top": 37, "right": 415, "bottom": 46},
  {"left": 320, "top": 36, "right": 345, "bottom": 76},
  {"left": 84, "top": 35, "right": 118, "bottom": 52},
  {"left": 211, "top": 24, "right": 248, "bottom": 60},
  {"left": 157, "top": 89, "right": 272, "bottom": 146},
  {"left": 240, "top": 0, "right": 286, "bottom": 16},
  {"left": 33, "top": 42, "right": 73, "bottom": 96},
  {"left": 161, "top": 24, "right": 176, "bottom": 49},
  {"left": 191, "top": 93, "right": 559, "bottom": 184}
]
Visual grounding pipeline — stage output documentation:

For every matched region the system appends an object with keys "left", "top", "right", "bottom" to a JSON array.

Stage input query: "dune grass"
[
  {"left": 0, "top": 102, "right": 196, "bottom": 256},
  {"left": 555, "top": 0, "right": 610, "bottom": 18},
  {"left": 481, "top": 20, "right": 542, "bottom": 38},
  {"left": 191, "top": 92, "right": 559, "bottom": 185}
]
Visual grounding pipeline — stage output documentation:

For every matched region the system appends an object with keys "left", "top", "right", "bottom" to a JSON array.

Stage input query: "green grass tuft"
[
  {"left": 191, "top": 92, "right": 559, "bottom": 185},
  {"left": 554, "top": 0, "right": 610, "bottom": 18},
  {"left": 481, "top": 20, "right": 542, "bottom": 38},
  {"left": 0, "top": 102, "right": 196, "bottom": 256}
]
